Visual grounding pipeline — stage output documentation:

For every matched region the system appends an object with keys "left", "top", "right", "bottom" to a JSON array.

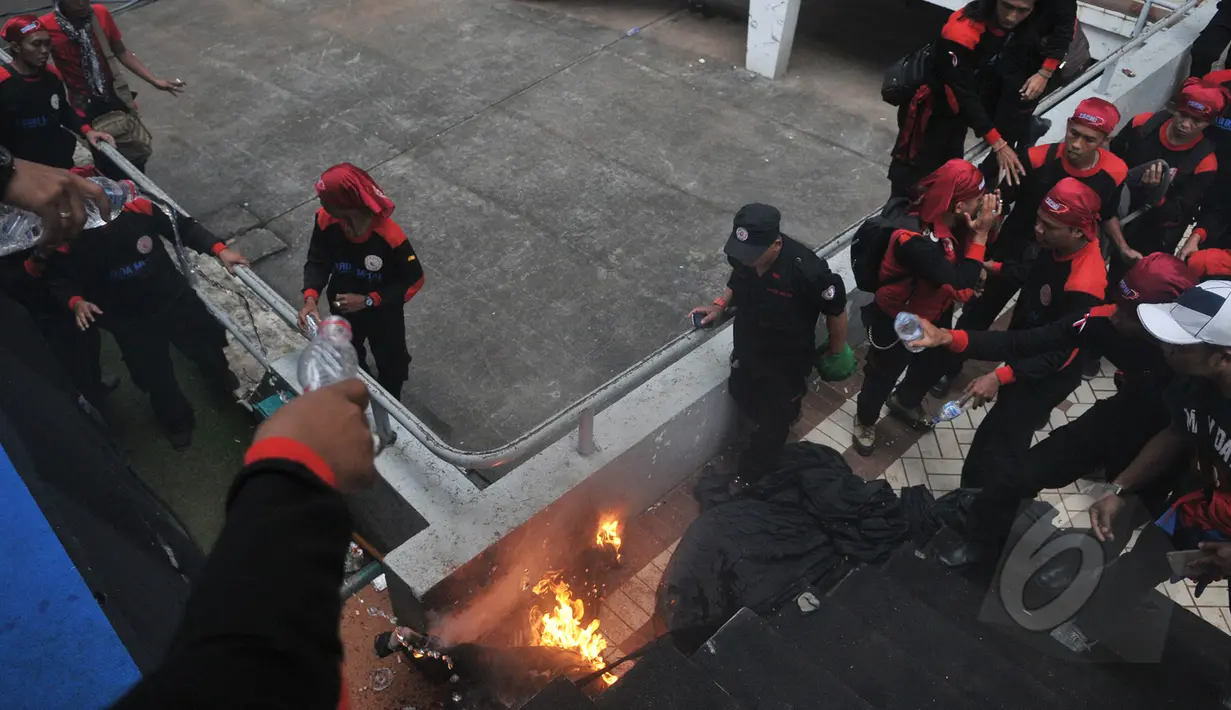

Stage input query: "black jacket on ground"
[{"left": 110, "top": 440, "right": 351, "bottom": 709}]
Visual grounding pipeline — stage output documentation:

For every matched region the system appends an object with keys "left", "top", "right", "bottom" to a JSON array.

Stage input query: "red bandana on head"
[
  {"left": 315, "top": 163, "right": 395, "bottom": 220},
  {"left": 1070, "top": 97, "right": 1120, "bottom": 136},
  {"left": 911, "top": 159, "right": 986, "bottom": 225},
  {"left": 1038, "top": 177, "right": 1101, "bottom": 241},
  {"left": 2, "top": 15, "right": 43, "bottom": 43},
  {"left": 1116, "top": 253, "right": 1195, "bottom": 306},
  {"left": 1176, "top": 77, "right": 1230, "bottom": 122}
]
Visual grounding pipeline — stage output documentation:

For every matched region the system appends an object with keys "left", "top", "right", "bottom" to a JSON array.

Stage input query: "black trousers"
[
  {"left": 36, "top": 309, "right": 105, "bottom": 405},
  {"left": 111, "top": 292, "right": 231, "bottom": 434},
  {"left": 1190, "top": 1, "right": 1231, "bottom": 78},
  {"left": 346, "top": 305, "right": 410, "bottom": 400},
  {"left": 960, "top": 366, "right": 1083, "bottom": 489},
  {"left": 855, "top": 307, "right": 952, "bottom": 426},
  {"left": 729, "top": 354, "right": 811, "bottom": 480},
  {"left": 887, "top": 102, "right": 970, "bottom": 199},
  {"left": 965, "top": 384, "right": 1177, "bottom": 546}
]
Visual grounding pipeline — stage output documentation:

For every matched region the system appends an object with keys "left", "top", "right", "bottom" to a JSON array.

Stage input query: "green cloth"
[{"left": 817, "top": 343, "right": 857, "bottom": 381}]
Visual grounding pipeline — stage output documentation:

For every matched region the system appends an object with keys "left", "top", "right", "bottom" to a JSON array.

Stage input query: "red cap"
[
  {"left": 1115, "top": 252, "right": 1196, "bottom": 305},
  {"left": 2, "top": 15, "right": 44, "bottom": 43},
  {"left": 315, "top": 163, "right": 395, "bottom": 220},
  {"left": 1176, "top": 77, "right": 1230, "bottom": 121},
  {"left": 1070, "top": 97, "right": 1121, "bottom": 135},
  {"left": 911, "top": 159, "right": 986, "bottom": 225},
  {"left": 1038, "top": 177, "right": 1101, "bottom": 241}
]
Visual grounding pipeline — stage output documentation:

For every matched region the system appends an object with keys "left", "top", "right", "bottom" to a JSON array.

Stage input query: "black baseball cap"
[{"left": 724, "top": 203, "right": 781, "bottom": 263}]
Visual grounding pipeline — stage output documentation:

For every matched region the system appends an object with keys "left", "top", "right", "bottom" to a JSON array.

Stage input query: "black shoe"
[
  {"left": 219, "top": 369, "right": 241, "bottom": 394},
  {"left": 936, "top": 538, "right": 994, "bottom": 568},
  {"left": 929, "top": 375, "right": 953, "bottom": 399},
  {"left": 168, "top": 429, "right": 193, "bottom": 451},
  {"left": 1081, "top": 358, "right": 1101, "bottom": 381},
  {"left": 886, "top": 394, "right": 935, "bottom": 430}
]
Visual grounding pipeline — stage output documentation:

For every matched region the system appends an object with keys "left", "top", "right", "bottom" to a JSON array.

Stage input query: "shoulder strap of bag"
[
  {"left": 1046, "top": 142, "right": 1061, "bottom": 165},
  {"left": 89, "top": 11, "right": 136, "bottom": 111}
]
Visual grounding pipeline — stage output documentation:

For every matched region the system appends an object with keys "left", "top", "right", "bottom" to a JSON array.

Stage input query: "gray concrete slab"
[{"left": 103, "top": 0, "right": 930, "bottom": 449}]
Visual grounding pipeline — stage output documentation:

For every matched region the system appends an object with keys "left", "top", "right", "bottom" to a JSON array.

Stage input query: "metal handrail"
[{"left": 87, "top": 0, "right": 1201, "bottom": 469}]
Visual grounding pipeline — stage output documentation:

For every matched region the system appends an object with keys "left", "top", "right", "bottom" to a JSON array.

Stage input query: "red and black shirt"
[
  {"left": 931, "top": 8, "right": 1014, "bottom": 143},
  {"left": 302, "top": 210, "right": 424, "bottom": 309},
  {"left": 874, "top": 221, "right": 987, "bottom": 322},
  {"left": 40, "top": 198, "right": 224, "bottom": 324},
  {"left": 946, "top": 303, "right": 1170, "bottom": 391},
  {"left": 40, "top": 4, "right": 124, "bottom": 109},
  {"left": 994, "top": 238, "right": 1106, "bottom": 383},
  {"left": 0, "top": 64, "right": 91, "bottom": 169},
  {"left": 1111, "top": 111, "right": 1218, "bottom": 240},
  {"left": 990, "top": 143, "right": 1127, "bottom": 255}
]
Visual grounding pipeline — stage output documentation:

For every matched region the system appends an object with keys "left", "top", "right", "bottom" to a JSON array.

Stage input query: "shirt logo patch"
[
  {"left": 364, "top": 255, "right": 383, "bottom": 271},
  {"left": 1040, "top": 283, "right": 1052, "bottom": 307},
  {"left": 50, "top": 93, "right": 59, "bottom": 110},
  {"left": 136, "top": 235, "right": 154, "bottom": 254},
  {"left": 821, "top": 285, "right": 836, "bottom": 300},
  {"left": 735, "top": 227, "right": 749, "bottom": 242}
]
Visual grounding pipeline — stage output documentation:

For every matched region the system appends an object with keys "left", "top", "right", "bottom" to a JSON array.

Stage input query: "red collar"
[
  {"left": 1061, "top": 149, "right": 1101, "bottom": 179},
  {"left": 1160, "top": 118, "right": 1204, "bottom": 152}
]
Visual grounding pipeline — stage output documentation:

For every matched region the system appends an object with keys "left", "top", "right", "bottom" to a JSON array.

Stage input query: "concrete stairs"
[{"left": 518, "top": 544, "right": 1231, "bottom": 709}]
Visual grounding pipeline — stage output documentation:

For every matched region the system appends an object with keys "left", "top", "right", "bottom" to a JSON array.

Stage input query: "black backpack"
[
  {"left": 850, "top": 197, "right": 926, "bottom": 292},
  {"left": 882, "top": 43, "right": 934, "bottom": 107}
]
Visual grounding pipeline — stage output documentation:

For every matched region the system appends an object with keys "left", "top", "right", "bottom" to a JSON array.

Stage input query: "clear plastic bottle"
[
  {"left": 894, "top": 312, "right": 925, "bottom": 353},
  {"left": 933, "top": 399, "right": 967, "bottom": 425},
  {"left": 0, "top": 177, "right": 139, "bottom": 256},
  {"left": 297, "top": 316, "right": 360, "bottom": 391}
]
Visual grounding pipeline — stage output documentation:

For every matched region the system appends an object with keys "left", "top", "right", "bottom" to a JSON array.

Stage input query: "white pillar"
[{"left": 746, "top": 0, "right": 803, "bottom": 80}]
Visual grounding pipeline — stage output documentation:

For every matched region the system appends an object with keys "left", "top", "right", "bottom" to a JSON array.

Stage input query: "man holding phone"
[{"left": 689, "top": 203, "right": 854, "bottom": 486}]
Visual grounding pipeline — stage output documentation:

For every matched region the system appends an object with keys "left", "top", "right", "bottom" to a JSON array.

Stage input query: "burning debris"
[{"left": 527, "top": 518, "right": 623, "bottom": 686}]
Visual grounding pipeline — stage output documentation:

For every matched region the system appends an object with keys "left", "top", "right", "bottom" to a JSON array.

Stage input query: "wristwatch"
[
  {"left": 1108, "top": 482, "right": 1129, "bottom": 497},
  {"left": 0, "top": 146, "right": 15, "bottom": 199},
  {"left": 365, "top": 296, "right": 374, "bottom": 308}
]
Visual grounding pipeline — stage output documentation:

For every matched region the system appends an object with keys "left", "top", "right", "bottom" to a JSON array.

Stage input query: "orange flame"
[
  {"left": 527, "top": 518, "right": 623, "bottom": 686},
  {"left": 596, "top": 518, "right": 622, "bottom": 561}
]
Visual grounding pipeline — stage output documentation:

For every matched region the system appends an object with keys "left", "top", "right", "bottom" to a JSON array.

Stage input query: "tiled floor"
[
  {"left": 593, "top": 352, "right": 1231, "bottom": 668},
  {"left": 801, "top": 356, "right": 1231, "bottom": 636}
]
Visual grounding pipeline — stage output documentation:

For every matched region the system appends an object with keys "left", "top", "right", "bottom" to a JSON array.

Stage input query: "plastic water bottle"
[
  {"left": 297, "top": 316, "right": 360, "bottom": 391},
  {"left": 0, "top": 177, "right": 138, "bottom": 256},
  {"left": 894, "top": 312, "right": 925, "bottom": 353},
  {"left": 933, "top": 399, "right": 968, "bottom": 425}
]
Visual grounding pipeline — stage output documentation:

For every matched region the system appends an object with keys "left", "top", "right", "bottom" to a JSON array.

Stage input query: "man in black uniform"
[
  {"left": 690, "top": 203, "right": 854, "bottom": 484},
  {"left": 957, "top": 178, "right": 1107, "bottom": 489},
  {"left": 904, "top": 254, "right": 1195, "bottom": 568},
  {"left": 40, "top": 197, "right": 248, "bottom": 449},
  {"left": 298, "top": 164, "right": 424, "bottom": 400},
  {"left": 0, "top": 15, "right": 111, "bottom": 169}
]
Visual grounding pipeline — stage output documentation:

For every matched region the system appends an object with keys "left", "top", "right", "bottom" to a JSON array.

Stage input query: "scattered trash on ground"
[
  {"left": 797, "top": 591, "right": 821, "bottom": 613},
  {"left": 370, "top": 668, "right": 393, "bottom": 692},
  {"left": 374, "top": 574, "right": 388, "bottom": 592}
]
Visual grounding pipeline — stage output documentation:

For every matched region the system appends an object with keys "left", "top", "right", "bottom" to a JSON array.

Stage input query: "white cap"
[{"left": 1138, "top": 280, "right": 1231, "bottom": 347}]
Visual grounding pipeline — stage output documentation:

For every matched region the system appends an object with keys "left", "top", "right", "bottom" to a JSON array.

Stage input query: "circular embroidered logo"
[
  {"left": 1039, "top": 283, "right": 1052, "bottom": 307},
  {"left": 136, "top": 236, "right": 153, "bottom": 254},
  {"left": 50, "top": 93, "right": 59, "bottom": 110},
  {"left": 364, "top": 255, "right": 383, "bottom": 271},
  {"left": 735, "top": 227, "right": 749, "bottom": 242}
]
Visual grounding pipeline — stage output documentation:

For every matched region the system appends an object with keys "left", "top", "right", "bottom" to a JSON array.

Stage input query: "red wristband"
[
  {"left": 210, "top": 242, "right": 227, "bottom": 256},
  {"left": 995, "top": 366, "right": 1016, "bottom": 385},
  {"left": 244, "top": 436, "right": 337, "bottom": 488},
  {"left": 947, "top": 330, "right": 969, "bottom": 353},
  {"left": 303, "top": 289, "right": 320, "bottom": 302},
  {"left": 713, "top": 296, "right": 728, "bottom": 308}
]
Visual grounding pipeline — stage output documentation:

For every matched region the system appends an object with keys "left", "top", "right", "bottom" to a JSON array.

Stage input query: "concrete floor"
[{"left": 102, "top": 0, "right": 948, "bottom": 449}]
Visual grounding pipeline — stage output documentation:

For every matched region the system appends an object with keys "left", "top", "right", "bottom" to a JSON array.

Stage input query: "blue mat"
[{"left": 0, "top": 441, "right": 141, "bottom": 709}]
